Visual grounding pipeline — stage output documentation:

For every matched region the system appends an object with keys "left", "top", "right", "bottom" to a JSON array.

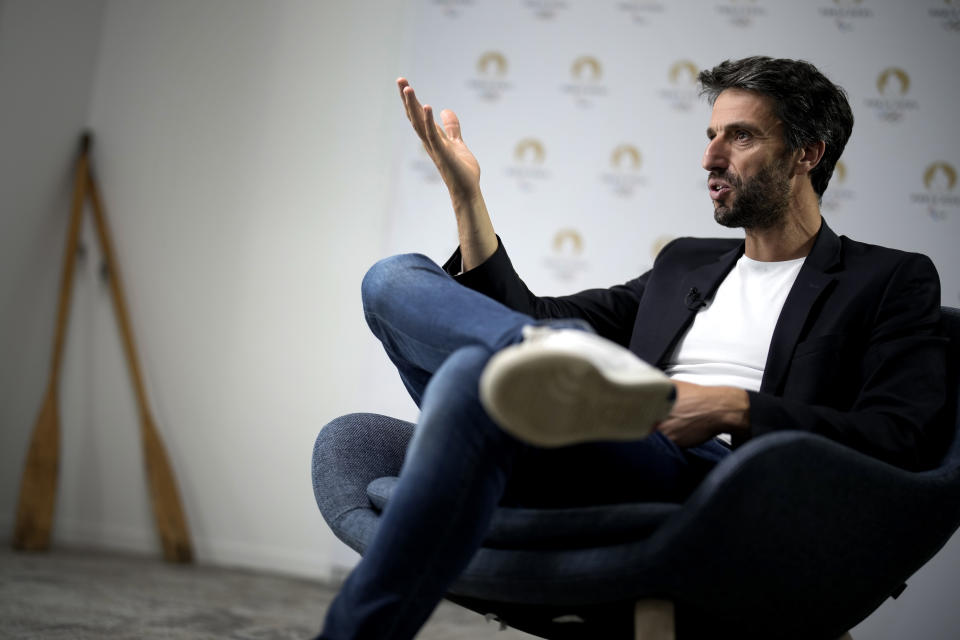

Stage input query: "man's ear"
[{"left": 794, "top": 140, "right": 826, "bottom": 176}]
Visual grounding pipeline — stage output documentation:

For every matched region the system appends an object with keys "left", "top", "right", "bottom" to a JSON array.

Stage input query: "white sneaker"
[{"left": 479, "top": 326, "right": 675, "bottom": 447}]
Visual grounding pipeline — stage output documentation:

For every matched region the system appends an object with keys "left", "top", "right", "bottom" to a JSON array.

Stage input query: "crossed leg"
[{"left": 318, "top": 254, "right": 729, "bottom": 639}]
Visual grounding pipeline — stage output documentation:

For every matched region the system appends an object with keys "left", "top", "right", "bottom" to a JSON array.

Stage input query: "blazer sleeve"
[
  {"left": 442, "top": 237, "right": 648, "bottom": 348},
  {"left": 745, "top": 253, "right": 947, "bottom": 470}
]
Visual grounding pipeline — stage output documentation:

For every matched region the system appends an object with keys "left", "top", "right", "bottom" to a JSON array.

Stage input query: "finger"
[
  {"left": 403, "top": 85, "right": 424, "bottom": 115},
  {"left": 400, "top": 84, "right": 418, "bottom": 123},
  {"left": 402, "top": 86, "right": 431, "bottom": 140},
  {"left": 403, "top": 91, "right": 426, "bottom": 140},
  {"left": 440, "top": 109, "right": 462, "bottom": 141},
  {"left": 398, "top": 78, "right": 416, "bottom": 114},
  {"left": 397, "top": 78, "right": 411, "bottom": 110},
  {"left": 397, "top": 78, "right": 408, "bottom": 111},
  {"left": 422, "top": 104, "right": 446, "bottom": 149}
]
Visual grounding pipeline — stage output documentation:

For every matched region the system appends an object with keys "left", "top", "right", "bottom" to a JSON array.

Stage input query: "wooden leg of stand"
[{"left": 634, "top": 599, "right": 675, "bottom": 640}]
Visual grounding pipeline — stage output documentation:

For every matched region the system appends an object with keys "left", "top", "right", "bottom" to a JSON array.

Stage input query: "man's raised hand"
[
  {"left": 396, "top": 77, "right": 497, "bottom": 270},
  {"left": 397, "top": 77, "right": 481, "bottom": 203}
]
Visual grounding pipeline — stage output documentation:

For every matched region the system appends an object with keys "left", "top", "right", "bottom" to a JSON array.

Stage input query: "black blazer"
[{"left": 446, "top": 220, "right": 947, "bottom": 470}]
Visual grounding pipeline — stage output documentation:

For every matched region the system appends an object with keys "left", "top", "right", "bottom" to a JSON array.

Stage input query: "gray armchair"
[{"left": 312, "top": 307, "right": 960, "bottom": 639}]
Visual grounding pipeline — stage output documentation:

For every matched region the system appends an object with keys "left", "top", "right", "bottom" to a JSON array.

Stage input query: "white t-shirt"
[{"left": 664, "top": 253, "right": 806, "bottom": 442}]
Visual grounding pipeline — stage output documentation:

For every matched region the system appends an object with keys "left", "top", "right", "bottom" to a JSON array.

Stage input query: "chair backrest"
[{"left": 937, "top": 306, "right": 960, "bottom": 467}]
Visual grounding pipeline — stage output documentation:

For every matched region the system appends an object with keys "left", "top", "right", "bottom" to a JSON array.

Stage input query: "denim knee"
[
  {"left": 360, "top": 253, "right": 435, "bottom": 317},
  {"left": 407, "top": 344, "right": 508, "bottom": 462}
]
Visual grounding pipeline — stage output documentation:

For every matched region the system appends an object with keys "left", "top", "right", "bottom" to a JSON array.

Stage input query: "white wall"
[
  {"left": 80, "top": 0, "right": 418, "bottom": 575},
  {"left": 1, "top": 0, "right": 413, "bottom": 576},
  {"left": 1, "top": 1, "right": 958, "bottom": 637}
]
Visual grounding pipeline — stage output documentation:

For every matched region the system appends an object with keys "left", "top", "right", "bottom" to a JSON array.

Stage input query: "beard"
[{"left": 712, "top": 158, "right": 792, "bottom": 230}]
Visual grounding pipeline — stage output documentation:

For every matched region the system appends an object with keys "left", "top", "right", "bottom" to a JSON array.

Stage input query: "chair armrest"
[
  {"left": 312, "top": 413, "right": 415, "bottom": 551},
  {"left": 647, "top": 430, "right": 960, "bottom": 630}
]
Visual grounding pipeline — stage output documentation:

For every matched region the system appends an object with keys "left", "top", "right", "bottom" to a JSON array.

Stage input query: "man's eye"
[{"left": 735, "top": 130, "right": 751, "bottom": 142}]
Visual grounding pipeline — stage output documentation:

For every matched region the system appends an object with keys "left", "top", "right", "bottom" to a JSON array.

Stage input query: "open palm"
[{"left": 398, "top": 78, "right": 480, "bottom": 201}]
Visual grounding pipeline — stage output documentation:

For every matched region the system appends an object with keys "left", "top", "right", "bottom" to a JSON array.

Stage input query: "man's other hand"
[{"left": 656, "top": 380, "right": 750, "bottom": 448}]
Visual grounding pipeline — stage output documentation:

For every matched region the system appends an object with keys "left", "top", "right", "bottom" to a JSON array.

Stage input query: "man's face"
[{"left": 702, "top": 89, "right": 794, "bottom": 230}]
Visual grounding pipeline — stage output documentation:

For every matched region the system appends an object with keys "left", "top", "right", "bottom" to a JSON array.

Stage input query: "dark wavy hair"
[{"left": 698, "top": 57, "right": 854, "bottom": 200}]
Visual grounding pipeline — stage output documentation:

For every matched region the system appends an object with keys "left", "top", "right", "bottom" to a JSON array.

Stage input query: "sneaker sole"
[{"left": 479, "top": 349, "right": 676, "bottom": 447}]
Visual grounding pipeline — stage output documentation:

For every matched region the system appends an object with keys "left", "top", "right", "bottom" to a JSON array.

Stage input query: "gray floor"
[{"left": 0, "top": 548, "right": 537, "bottom": 639}]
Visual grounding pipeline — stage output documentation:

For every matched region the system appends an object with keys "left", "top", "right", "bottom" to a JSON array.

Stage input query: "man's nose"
[{"left": 702, "top": 137, "right": 727, "bottom": 172}]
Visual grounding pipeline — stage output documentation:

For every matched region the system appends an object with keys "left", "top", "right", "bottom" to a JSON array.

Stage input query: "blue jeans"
[{"left": 319, "top": 253, "right": 730, "bottom": 640}]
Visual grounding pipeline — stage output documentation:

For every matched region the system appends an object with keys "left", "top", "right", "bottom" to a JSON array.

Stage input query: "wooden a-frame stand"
[{"left": 12, "top": 132, "right": 193, "bottom": 563}]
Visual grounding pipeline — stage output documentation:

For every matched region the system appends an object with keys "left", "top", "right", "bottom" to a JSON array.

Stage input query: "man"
[{"left": 317, "top": 57, "right": 945, "bottom": 639}]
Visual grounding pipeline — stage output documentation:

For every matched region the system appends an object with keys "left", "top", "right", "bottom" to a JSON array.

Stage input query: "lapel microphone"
[{"left": 685, "top": 287, "right": 708, "bottom": 311}]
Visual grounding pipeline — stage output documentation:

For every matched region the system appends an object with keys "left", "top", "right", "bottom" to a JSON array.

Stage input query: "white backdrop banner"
[{"left": 388, "top": 0, "right": 960, "bottom": 303}]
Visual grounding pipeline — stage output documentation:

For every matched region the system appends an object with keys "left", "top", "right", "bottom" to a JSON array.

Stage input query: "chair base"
[
  {"left": 631, "top": 600, "right": 852, "bottom": 640},
  {"left": 634, "top": 600, "right": 674, "bottom": 639}
]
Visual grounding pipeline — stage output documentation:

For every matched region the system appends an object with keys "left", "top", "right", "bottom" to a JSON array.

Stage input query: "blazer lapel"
[
  {"left": 759, "top": 219, "right": 842, "bottom": 394},
  {"left": 643, "top": 243, "right": 743, "bottom": 367}
]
